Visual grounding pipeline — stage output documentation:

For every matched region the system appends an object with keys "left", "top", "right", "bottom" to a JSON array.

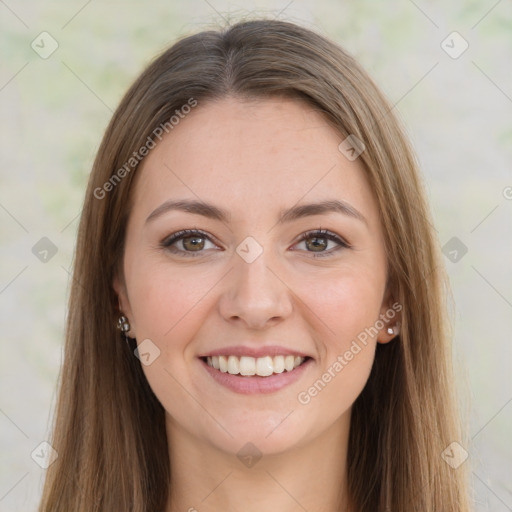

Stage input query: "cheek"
[
  {"left": 125, "top": 259, "right": 219, "bottom": 405},
  {"left": 293, "top": 275, "right": 379, "bottom": 418},
  {"left": 302, "top": 264, "right": 385, "bottom": 343},
  {"left": 298, "top": 265, "right": 384, "bottom": 398},
  {"left": 126, "top": 257, "right": 220, "bottom": 345}
]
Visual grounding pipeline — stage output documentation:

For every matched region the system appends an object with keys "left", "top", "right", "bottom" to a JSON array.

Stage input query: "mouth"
[
  {"left": 198, "top": 354, "right": 313, "bottom": 394},
  {"left": 200, "top": 354, "right": 312, "bottom": 377}
]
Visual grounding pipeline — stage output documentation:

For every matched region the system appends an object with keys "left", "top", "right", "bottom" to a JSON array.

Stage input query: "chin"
[{"left": 204, "top": 412, "right": 312, "bottom": 458}]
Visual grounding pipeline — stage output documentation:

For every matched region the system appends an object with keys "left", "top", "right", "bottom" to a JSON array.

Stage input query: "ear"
[
  {"left": 113, "top": 271, "right": 135, "bottom": 337},
  {"left": 376, "top": 284, "right": 402, "bottom": 344}
]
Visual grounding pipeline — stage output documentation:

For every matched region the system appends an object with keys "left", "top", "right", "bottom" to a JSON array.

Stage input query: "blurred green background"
[{"left": 1, "top": 1, "right": 511, "bottom": 510}]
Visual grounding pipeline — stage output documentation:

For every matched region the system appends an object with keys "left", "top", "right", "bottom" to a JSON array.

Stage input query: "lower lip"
[{"left": 199, "top": 357, "right": 313, "bottom": 394}]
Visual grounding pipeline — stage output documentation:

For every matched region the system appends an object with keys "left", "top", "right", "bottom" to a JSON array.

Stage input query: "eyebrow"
[{"left": 145, "top": 198, "right": 367, "bottom": 226}]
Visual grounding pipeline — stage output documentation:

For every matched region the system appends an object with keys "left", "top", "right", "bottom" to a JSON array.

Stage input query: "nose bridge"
[{"left": 219, "top": 238, "right": 293, "bottom": 327}]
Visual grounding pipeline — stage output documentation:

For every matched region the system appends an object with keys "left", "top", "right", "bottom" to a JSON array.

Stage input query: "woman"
[{"left": 39, "top": 18, "right": 472, "bottom": 512}]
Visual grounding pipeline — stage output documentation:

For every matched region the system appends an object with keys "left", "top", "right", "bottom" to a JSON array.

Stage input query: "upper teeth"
[{"left": 206, "top": 355, "right": 306, "bottom": 376}]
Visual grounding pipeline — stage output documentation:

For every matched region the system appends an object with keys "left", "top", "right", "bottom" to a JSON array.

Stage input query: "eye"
[
  {"left": 292, "top": 229, "right": 350, "bottom": 258},
  {"left": 160, "top": 229, "right": 218, "bottom": 257},
  {"left": 160, "top": 228, "right": 350, "bottom": 258}
]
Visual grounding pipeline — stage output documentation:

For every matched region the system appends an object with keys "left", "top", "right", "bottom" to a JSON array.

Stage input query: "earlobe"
[
  {"left": 380, "top": 320, "right": 401, "bottom": 343},
  {"left": 377, "top": 321, "right": 401, "bottom": 344},
  {"left": 113, "top": 276, "right": 136, "bottom": 339},
  {"left": 377, "top": 287, "right": 402, "bottom": 344}
]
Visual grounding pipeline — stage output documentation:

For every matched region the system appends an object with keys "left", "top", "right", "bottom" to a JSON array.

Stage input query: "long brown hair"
[{"left": 39, "top": 17, "right": 471, "bottom": 511}]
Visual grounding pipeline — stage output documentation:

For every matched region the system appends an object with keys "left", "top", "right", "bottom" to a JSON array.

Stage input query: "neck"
[{"left": 165, "top": 413, "right": 352, "bottom": 512}]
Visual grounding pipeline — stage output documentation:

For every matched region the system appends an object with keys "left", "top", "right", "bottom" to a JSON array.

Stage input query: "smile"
[
  {"left": 204, "top": 354, "right": 307, "bottom": 376},
  {"left": 199, "top": 355, "right": 312, "bottom": 394}
]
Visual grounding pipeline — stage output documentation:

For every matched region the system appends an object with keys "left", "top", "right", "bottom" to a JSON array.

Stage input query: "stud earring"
[
  {"left": 387, "top": 322, "right": 401, "bottom": 336},
  {"left": 117, "top": 315, "right": 130, "bottom": 333}
]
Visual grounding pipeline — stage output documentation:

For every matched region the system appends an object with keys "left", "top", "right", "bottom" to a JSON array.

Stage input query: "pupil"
[
  {"left": 185, "top": 236, "right": 204, "bottom": 250},
  {"left": 308, "top": 237, "right": 326, "bottom": 251}
]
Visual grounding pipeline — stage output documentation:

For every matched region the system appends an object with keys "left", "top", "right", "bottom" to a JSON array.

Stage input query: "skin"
[{"left": 114, "top": 96, "right": 400, "bottom": 512}]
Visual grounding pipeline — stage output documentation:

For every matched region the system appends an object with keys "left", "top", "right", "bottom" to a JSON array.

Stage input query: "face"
[{"left": 114, "top": 96, "right": 398, "bottom": 456}]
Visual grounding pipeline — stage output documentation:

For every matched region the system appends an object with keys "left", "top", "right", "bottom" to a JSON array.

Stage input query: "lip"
[
  {"left": 198, "top": 345, "right": 312, "bottom": 359},
  {"left": 199, "top": 356, "right": 313, "bottom": 394}
]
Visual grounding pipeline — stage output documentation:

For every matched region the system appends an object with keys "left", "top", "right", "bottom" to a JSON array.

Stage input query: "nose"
[{"left": 218, "top": 247, "right": 293, "bottom": 330}]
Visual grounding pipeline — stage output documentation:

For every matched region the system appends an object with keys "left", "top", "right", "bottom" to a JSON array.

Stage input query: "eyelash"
[{"left": 160, "top": 228, "right": 350, "bottom": 258}]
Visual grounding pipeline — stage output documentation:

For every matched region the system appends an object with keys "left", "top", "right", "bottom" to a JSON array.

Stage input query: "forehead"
[{"left": 131, "top": 96, "right": 380, "bottom": 228}]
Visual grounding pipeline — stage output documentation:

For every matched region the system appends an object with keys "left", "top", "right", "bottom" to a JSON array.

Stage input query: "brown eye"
[
  {"left": 304, "top": 236, "right": 328, "bottom": 252},
  {"left": 181, "top": 235, "right": 205, "bottom": 251},
  {"left": 161, "top": 230, "right": 217, "bottom": 256},
  {"left": 294, "top": 229, "right": 350, "bottom": 258}
]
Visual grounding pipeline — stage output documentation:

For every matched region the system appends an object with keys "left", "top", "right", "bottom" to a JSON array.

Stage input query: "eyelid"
[
  {"left": 292, "top": 228, "right": 351, "bottom": 258},
  {"left": 160, "top": 228, "right": 350, "bottom": 257},
  {"left": 160, "top": 228, "right": 220, "bottom": 250},
  {"left": 295, "top": 228, "right": 350, "bottom": 247}
]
